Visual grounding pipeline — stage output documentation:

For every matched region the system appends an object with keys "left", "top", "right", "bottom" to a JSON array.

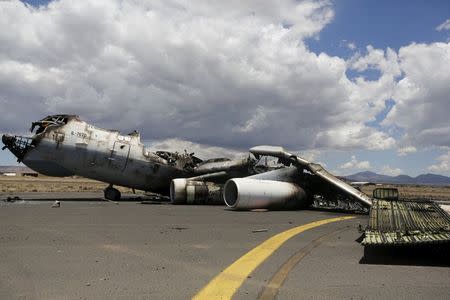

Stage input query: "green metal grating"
[{"left": 362, "top": 199, "right": 450, "bottom": 246}]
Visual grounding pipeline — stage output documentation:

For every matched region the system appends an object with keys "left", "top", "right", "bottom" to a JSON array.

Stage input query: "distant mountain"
[
  {"left": 345, "top": 171, "right": 450, "bottom": 186},
  {"left": 344, "top": 171, "right": 392, "bottom": 183},
  {"left": 414, "top": 174, "right": 450, "bottom": 185}
]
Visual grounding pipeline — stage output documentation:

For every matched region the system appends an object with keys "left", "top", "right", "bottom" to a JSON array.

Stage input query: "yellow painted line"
[
  {"left": 259, "top": 227, "right": 349, "bottom": 300},
  {"left": 193, "top": 216, "right": 355, "bottom": 300}
]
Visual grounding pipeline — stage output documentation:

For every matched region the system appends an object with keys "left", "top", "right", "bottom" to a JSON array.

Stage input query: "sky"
[{"left": 0, "top": 0, "right": 449, "bottom": 177}]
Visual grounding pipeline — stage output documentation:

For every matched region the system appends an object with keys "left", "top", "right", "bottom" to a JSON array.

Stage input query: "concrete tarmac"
[{"left": 0, "top": 194, "right": 449, "bottom": 299}]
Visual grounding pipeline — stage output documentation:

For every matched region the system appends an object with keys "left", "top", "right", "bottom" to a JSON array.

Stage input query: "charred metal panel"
[
  {"left": 170, "top": 179, "right": 223, "bottom": 205},
  {"left": 155, "top": 151, "right": 201, "bottom": 171},
  {"left": 30, "top": 114, "right": 71, "bottom": 135}
]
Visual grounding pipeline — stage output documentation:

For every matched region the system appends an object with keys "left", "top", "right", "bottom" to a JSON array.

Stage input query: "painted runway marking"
[
  {"left": 193, "top": 216, "right": 355, "bottom": 300},
  {"left": 259, "top": 227, "right": 350, "bottom": 300}
]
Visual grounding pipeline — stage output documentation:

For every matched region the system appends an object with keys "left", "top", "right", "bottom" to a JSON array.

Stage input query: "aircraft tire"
[{"left": 104, "top": 186, "right": 121, "bottom": 201}]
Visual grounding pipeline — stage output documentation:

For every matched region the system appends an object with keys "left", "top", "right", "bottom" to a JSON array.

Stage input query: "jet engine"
[
  {"left": 223, "top": 178, "right": 310, "bottom": 210},
  {"left": 170, "top": 179, "right": 222, "bottom": 205}
]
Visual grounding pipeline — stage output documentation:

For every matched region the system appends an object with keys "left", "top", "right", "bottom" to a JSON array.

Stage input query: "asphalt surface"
[{"left": 1, "top": 194, "right": 449, "bottom": 299}]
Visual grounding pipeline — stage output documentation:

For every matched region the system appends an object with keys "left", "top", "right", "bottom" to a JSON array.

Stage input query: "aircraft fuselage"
[{"left": 2, "top": 115, "right": 190, "bottom": 194}]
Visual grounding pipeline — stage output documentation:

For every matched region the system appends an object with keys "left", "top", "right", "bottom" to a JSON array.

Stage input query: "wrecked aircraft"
[
  {"left": 1, "top": 115, "right": 373, "bottom": 212},
  {"left": 4, "top": 115, "right": 450, "bottom": 247},
  {"left": 2, "top": 115, "right": 266, "bottom": 201}
]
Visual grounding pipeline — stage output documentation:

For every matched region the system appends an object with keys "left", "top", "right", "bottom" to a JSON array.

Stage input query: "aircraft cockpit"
[{"left": 30, "top": 114, "right": 75, "bottom": 135}]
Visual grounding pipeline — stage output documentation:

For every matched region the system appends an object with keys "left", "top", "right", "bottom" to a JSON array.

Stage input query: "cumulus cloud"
[
  {"left": 0, "top": 0, "right": 400, "bottom": 153},
  {"left": 233, "top": 105, "right": 268, "bottom": 133},
  {"left": 397, "top": 146, "right": 417, "bottom": 156},
  {"left": 380, "top": 165, "right": 403, "bottom": 176},
  {"left": 383, "top": 42, "right": 450, "bottom": 148},
  {"left": 428, "top": 151, "right": 450, "bottom": 173},
  {"left": 339, "top": 155, "right": 370, "bottom": 169},
  {"left": 436, "top": 19, "right": 450, "bottom": 31},
  {"left": 0, "top": 0, "right": 448, "bottom": 161},
  {"left": 297, "top": 149, "right": 321, "bottom": 162},
  {"left": 348, "top": 45, "right": 401, "bottom": 77}
]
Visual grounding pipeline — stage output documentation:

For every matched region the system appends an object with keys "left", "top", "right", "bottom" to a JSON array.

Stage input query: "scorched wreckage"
[
  {"left": 3, "top": 115, "right": 450, "bottom": 247},
  {"left": 2, "top": 114, "right": 371, "bottom": 211}
]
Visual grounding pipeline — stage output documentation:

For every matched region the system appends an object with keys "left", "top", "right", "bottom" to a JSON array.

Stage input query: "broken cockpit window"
[
  {"left": 30, "top": 115, "right": 72, "bottom": 135},
  {"left": 1, "top": 134, "right": 34, "bottom": 162}
]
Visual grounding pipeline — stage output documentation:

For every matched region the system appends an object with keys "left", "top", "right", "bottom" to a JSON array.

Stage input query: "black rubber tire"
[{"left": 104, "top": 187, "right": 121, "bottom": 201}]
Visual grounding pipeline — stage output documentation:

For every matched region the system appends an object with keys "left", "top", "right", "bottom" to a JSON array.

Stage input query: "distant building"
[
  {"left": 0, "top": 166, "right": 38, "bottom": 177},
  {"left": 2, "top": 172, "right": 17, "bottom": 176}
]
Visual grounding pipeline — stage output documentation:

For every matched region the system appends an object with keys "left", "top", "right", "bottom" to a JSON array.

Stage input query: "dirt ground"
[
  {"left": 1, "top": 175, "right": 450, "bottom": 201},
  {"left": 0, "top": 175, "right": 136, "bottom": 194},
  {"left": 360, "top": 184, "right": 450, "bottom": 202}
]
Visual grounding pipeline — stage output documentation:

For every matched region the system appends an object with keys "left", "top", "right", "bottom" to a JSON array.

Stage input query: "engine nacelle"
[
  {"left": 170, "top": 179, "right": 222, "bottom": 205},
  {"left": 223, "top": 178, "right": 309, "bottom": 210}
]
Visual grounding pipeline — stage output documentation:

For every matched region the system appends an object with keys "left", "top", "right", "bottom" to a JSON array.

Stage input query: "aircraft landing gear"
[{"left": 104, "top": 185, "right": 121, "bottom": 201}]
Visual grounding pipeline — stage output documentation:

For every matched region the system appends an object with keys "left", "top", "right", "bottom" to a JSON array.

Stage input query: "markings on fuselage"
[{"left": 193, "top": 216, "right": 355, "bottom": 300}]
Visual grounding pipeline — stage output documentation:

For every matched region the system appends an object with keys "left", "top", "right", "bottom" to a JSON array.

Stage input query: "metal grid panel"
[{"left": 362, "top": 199, "right": 450, "bottom": 246}]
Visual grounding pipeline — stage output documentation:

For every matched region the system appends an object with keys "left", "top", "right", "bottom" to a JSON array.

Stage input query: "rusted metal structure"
[
  {"left": 361, "top": 188, "right": 450, "bottom": 246},
  {"left": 362, "top": 199, "right": 450, "bottom": 246}
]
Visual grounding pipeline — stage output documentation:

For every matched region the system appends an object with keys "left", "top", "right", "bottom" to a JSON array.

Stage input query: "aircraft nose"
[
  {"left": 1, "top": 134, "right": 34, "bottom": 162},
  {"left": 1, "top": 134, "right": 16, "bottom": 149}
]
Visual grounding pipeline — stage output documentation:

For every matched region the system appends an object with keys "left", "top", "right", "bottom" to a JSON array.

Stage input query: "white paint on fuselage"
[{"left": 22, "top": 118, "right": 187, "bottom": 193}]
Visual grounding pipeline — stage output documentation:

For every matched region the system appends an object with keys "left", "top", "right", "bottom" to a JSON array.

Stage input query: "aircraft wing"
[{"left": 249, "top": 145, "right": 372, "bottom": 208}]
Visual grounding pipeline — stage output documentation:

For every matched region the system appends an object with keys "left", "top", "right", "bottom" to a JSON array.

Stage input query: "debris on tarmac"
[
  {"left": 4, "top": 196, "right": 21, "bottom": 202},
  {"left": 51, "top": 200, "right": 60, "bottom": 208},
  {"left": 170, "top": 227, "right": 189, "bottom": 231},
  {"left": 252, "top": 228, "right": 269, "bottom": 233}
]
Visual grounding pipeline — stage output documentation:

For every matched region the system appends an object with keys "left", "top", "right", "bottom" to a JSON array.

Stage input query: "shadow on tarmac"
[{"left": 360, "top": 243, "right": 450, "bottom": 267}]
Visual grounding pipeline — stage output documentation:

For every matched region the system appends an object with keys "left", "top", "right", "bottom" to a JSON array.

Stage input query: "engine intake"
[
  {"left": 223, "top": 178, "right": 309, "bottom": 210},
  {"left": 170, "top": 179, "right": 222, "bottom": 205}
]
